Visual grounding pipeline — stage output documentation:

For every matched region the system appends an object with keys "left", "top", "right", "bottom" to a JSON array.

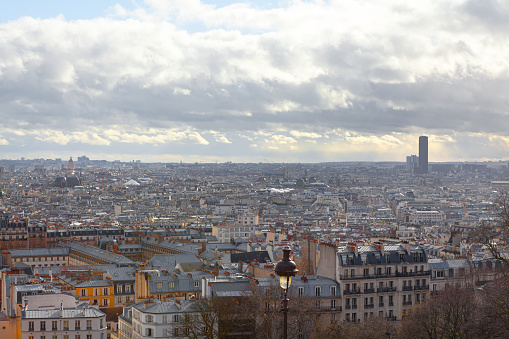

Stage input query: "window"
[
  {"left": 125, "top": 284, "right": 131, "bottom": 293},
  {"left": 87, "top": 336, "right": 92, "bottom": 339},
  {"left": 103, "top": 288, "right": 109, "bottom": 295},
  {"left": 173, "top": 315, "right": 179, "bottom": 322},
  {"left": 76, "top": 336, "right": 80, "bottom": 339},
  {"left": 81, "top": 289, "right": 86, "bottom": 296},
  {"left": 117, "top": 285, "right": 122, "bottom": 293},
  {"left": 169, "top": 282, "right": 175, "bottom": 289},
  {"left": 75, "top": 320, "right": 80, "bottom": 330},
  {"left": 103, "top": 299, "right": 108, "bottom": 306},
  {"left": 162, "top": 315, "right": 167, "bottom": 323},
  {"left": 265, "top": 302, "right": 270, "bottom": 312},
  {"left": 331, "top": 299, "right": 336, "bottom": 310},
  {"left": 330, "top": 286, "right": 336, "bottom": 296},
  {"left": 173, "top": 328, "right": 179, "bottom": 336},
  {"left": 298, "top": 287, "right": 304, "bottom": 296},
  {"left": 146, "top": 315, "right": 153, "bottom": 323},
  {"left": 315, "top": 286, "right": 321, "bottom": 297},
  {"left": 94, "top": 289, "right": 99, "bottom": 296},
  {"left": 64, "top": 336, "right": 69, "bottom": 339},
  {"left": 52, "top": 321, "right": 58, "bottom": 331},
  {"left": 117, "top": 297, "right": 122, "bottom": 304},
  {"left": 316, "top": 300, "right": 321, "bottom": 310},
  {"left": 63, "top": 320, "right": 69, "bottom": 330},
  {"left": 29, "top": 321, "right": 34, "bottom": 331},
  {"left": 156, "top": 282, "right": 162, "bottom": 289},
  {"left": 40, "top": 321, "right": 46, "bottom": 331},
  {"left": 146, "top": 328, "right": 153, "bottom": 337},
  {"left": 194, "top": 280, "right": 199, "bottom": 287},
  {"left": 87, "top": 320, "right": 92, "bottom": 330}
]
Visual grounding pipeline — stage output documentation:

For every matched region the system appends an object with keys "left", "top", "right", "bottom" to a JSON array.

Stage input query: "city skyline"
[{"left": 1, "top": 1, "right": 509, "bottom": 163}]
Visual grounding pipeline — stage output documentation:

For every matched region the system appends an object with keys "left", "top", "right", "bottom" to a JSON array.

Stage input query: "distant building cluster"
[{"left": 0, "top": 156, "right": 508, "bottom": 337}]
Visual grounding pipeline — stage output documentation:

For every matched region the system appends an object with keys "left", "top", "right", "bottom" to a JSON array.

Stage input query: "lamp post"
[{"left": 274, "top": 246, "right": 298, "bottom": 339}]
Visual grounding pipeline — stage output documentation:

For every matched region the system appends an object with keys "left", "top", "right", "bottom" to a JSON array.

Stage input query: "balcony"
[
  {"left": 387, "top": 316, "right": 397, "bottom": 321},
  {"left": 403, "top": 301, "right": 413, "bottom": 306},
  {"left": 364, "top": 288, "right": 375, "bottom": 294},
  {"left": 345, "top": 305, "right": 351, "bottom": 310},
  {"left": 377, "top": 287, "right": 397, "bottom": 293},
  {"left": 388, "top": 302, "right": 394, "bottom": 307},
  {"left": 379, "top": 302, "right": 384, "bottom": 307},
  {"left": 364, "top": 304, "right": 375, "bottom": 309},
  {"left": 343, "top": 288, "right": 361, "bottom": 295},
  {"left": 395, "top": 270, "right": 431, "bottom": 277},
  {"left": 414, "top": 285, "right": 429, "bottom": 291},
  {"left": 352, "top": 305, "right": 357, "bottom": 309},
  {"left": 341, "top": 274, "right": 373, "bottom": 280},
  {"left": 403, "top": 286, "right": 413, "bottom": 291},
  {"left": 341, "top": 270, "right": 431, "bottom": 280}
]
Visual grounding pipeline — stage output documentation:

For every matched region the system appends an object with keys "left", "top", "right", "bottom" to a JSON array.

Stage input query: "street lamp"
[{"left": 274, "top": 246, "right": 298, "bottom": 339}]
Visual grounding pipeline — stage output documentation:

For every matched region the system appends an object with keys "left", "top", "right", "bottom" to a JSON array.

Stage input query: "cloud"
[
  {"left": 0, "top": 1, "right": 509, "bottom": 161},
  {"left": 290, "top": 131, "right": 322, "bottom": 139}
]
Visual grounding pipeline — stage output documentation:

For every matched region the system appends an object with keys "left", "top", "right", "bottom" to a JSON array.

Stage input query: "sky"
[{"left": 1, "top": 0, "right": 509, "bottom": 163}]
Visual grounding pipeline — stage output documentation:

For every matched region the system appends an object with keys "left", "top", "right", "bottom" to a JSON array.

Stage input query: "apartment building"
[
  {"left": 2, "top": 248, "right": 69, "bottom": 268},
  {"left": 318, "top": 241, "right": 430, "bottom": 321},
  {"left": 211, "top": 214, "right": 259, "bottom": 242},
  {"left": 58, "top": 270, "right": 115, "bottom": 308},
  {"left": 118, "top": 300, "right": 196, "bottom": 339},
  {"left": 21, "top": 293, "right": 107, "bottom": 339}
]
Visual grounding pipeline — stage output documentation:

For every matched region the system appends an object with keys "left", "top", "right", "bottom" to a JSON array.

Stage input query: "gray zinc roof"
[
  {"left": 9, "top": 248, "right": 69, "bottom": 257},
  {"left": 23, "top": 307, "right": 105, "bottom": 319}
]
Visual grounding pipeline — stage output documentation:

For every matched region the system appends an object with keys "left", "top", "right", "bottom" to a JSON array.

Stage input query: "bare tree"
[
  {"left": 175, "top": 296, "right": 257, "bottom": 339},
  {"left": 473, "top": 193, "right": 509, "bottom": 267},
  {"left": 312, "top": 316, "right": 397, "bottom": 339},
  {"left": 400, "top": 283, "right": 483, "bottom": 339}
]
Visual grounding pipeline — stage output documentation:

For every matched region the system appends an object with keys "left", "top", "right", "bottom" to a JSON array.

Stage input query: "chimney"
[
  {"left": 374, "top": 242, "right": 384, "bottom": 256},
  {"left": 347, "top": 242, "right": 358, "bottom": 257},
  {"left": 401, "top": 241, "right": 411, "bottom": 253}
]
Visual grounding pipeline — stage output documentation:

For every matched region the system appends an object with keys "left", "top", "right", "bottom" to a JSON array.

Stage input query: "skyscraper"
[{"left": 419, "top": 136, "right": 428, "bottom": 174}]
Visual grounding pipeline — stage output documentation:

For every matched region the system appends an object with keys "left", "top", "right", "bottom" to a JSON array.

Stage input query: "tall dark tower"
[{"left": 419, "top": 136, "right": 428, "bottom": 174}]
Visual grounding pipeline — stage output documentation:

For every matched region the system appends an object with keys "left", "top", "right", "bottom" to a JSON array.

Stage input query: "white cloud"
[
  {"left": 290, "top": 131, "right": 322, "bottom": 139},
  {"left": 267, "top": 135, "right": 297, "bottom": 144}
]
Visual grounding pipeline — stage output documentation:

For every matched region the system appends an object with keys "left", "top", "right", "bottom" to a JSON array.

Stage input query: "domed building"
[{"left": 67, "top": 157, "right": 75, "bottom": 170}]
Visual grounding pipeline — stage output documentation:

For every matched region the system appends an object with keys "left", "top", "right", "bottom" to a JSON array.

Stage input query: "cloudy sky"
[{"left": 1, "top": 0, "right": 509, "bottom": 163}]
